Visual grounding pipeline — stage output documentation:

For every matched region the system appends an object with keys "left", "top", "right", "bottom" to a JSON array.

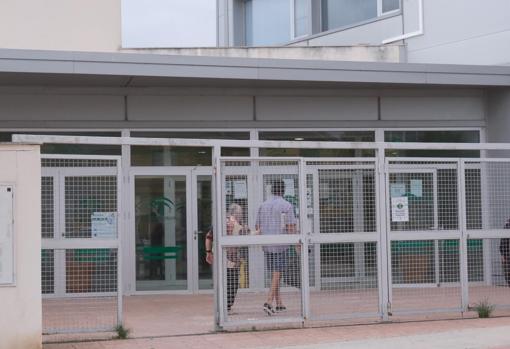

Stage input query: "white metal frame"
[
  {"left": 14, "top": 133, "right": 510, "bottom": 329},
  {"left": 128, "top": 166, "right": 214, "bottom": 295},
  {"left": 40, "top": 154, "right": 123, "bottom": 330}
]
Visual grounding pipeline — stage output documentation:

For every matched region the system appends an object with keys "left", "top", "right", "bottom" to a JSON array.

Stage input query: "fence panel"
[
  {"left": 464, "top": 160, "right": 510, "bottom": 312},
  {"left": 387, "top": 160, "right": 463, "bottom": 316},
  {"left": 41, "top": 156, "right": 122, "bottom": 336}
]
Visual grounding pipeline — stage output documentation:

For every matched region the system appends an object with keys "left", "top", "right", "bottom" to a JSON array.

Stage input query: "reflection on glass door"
[
  {"left": 135, "top": 176, "right": 188, "bottom": 291},
  {"left": 196, "top": 175, "right": 213, "bottom": 290}
]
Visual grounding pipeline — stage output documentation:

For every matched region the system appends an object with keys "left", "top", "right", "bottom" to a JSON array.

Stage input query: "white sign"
[
  {"left": 233, "top": 180, "right": 247, "bottom": 199},
  {"left": 283, "top": 178, "right": 295, "bottom": 197},
  {"left": 391, "top": 197, "right": 409, "bottom": 222},
  {"left": 91, "top": 212, "right": 117, "bottom": 239},
  {"left": 410, "top": 179, "right": 423, "bottom": 197},
  {"left": 390, "top": 183, "right": 406, "bottom": 198},
  {"left": 0, "top": 185, "right": 14, "bottom": 284}
]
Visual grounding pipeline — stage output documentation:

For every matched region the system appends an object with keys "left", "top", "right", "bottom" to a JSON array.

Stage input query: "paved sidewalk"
[{"left": 45, "top": 317, "right": 510, "bottom": 349}]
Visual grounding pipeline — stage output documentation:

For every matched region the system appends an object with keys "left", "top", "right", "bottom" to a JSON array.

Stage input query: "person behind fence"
[
  {"left": 500, "top": 218, "right": 510, "bottom": 287},
  {"left": 256, "top": 179, "right": 297, "bottom": 316},
  {"left": 205, "top": 203, "right": 247, "bottom": 313}
]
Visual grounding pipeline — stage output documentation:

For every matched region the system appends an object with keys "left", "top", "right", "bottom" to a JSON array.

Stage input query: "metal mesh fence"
[
  {"left": 41, "top": 156, "right": 121, "bottom": 337},
  {"left": 390, "top": 239, "right": 462, "bottom": 313},
  {"left": 465, "top": 161, "right": 510, "bottom": 231},
  {"left": 309, "top": 242, "right": 379, "bottom": 319},
  {"left": 222, "top": 244, "right": 303, "bottom": 324},
  {"left": 42, "top": 176, "right": 54, "bottom": 239},
  {"left": 42, "top": 248, "right": 119, "bottom": 334},
  {"left": 468, "top": 238, "right": 510, "bottom": 310},
  {"left": 64, "top": 176, "right": 117, "bottom": 239}
]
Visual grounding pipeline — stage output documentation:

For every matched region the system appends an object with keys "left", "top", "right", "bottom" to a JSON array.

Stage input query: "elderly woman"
[{"left": 205, "top": 203, "right": 247, "bottom": 313}]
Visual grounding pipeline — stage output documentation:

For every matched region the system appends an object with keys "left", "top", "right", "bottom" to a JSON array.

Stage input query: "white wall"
[
  {"left": 0, "top": 144, "right": 41, "bottom": 349},
  {"left": 121, "top": 0, "right": 217, "bottom": 48},
  {"left": 404, "top": 0, "right": 510, "bottom": 65},
  {"left": 0, "top": 0, "right": 121, "bottom": 52}
]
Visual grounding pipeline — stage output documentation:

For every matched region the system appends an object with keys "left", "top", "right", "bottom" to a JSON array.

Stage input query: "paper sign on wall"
[
  {"left": 410, "top": 179, "right": 423, "bottom": 197},
  {"left": 233, "top": 180, "right": 247, "bottom": 199},
  {"left": 390, "top": 183, "right": 406, "bottom": 198},
  {"left": 391, "top": 197, "right": 409, "bottom": 222},
  {"left": 91, "top": 212, "right": 117, "bottom": 239}
]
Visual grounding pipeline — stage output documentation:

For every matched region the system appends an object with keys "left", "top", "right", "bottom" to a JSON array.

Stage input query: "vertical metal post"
[
  {"left": 458, "top": 159, "right": 470, "bottom": 312},
  {"left": 213, "top": 145, "right": 224, "bottom": 330},
  {"left": 298, "top": 158, "right": 310, "bottom": 322},
  {"left": 376, "top": 145, "right": 390, "bottom": 320},
  {"left": 115, "top": 155, "right": 124, "bottom": 327}
]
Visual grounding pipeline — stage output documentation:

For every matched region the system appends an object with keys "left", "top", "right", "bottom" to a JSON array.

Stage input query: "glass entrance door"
[
  {"left": 134, "top": 175, "right": 189, "bottom": 291},
  {"left": 132, "top": 168, "right": 213, "bottom": 293},
  {"left": 194, "top": 174, "right": 213, "bottom": 290}
]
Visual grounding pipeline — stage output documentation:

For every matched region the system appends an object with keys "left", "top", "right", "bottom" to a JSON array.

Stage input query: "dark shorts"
[{"left": 265, "top": 251, "right": 287, "bottom": 273}]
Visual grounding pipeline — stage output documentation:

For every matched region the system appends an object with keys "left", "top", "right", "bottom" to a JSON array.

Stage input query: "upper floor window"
[
  {"left": 321, "top": 0, "right": 400, "bottom": 32},
  {"left": 245, "top": 0, "right": 292, "bottom": 46}
]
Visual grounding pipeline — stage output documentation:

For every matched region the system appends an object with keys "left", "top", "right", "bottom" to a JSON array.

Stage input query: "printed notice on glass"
[
  {"left": 91, "top": 212, "right": 117, "bottom": 239},
  {"left": 0, "top": 185, "right": 14, "bottom": 284},
  {"left": 390, "top": 183, "right": 406, "bottom": 198},
  {"left": 410, "top": 179, "right": 422, "bottom": 197},
  {"left": 391, "top": 197, "right": 409, "bottom": 222},
  {"left": 233, "top": 180, "right": 247, "bottom": 199},
  {"left": 283, "top": 178, "right": 295, "bottom": 197}
]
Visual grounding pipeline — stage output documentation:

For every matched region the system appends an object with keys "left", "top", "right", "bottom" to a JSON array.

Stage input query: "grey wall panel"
[
  {"left": 406, "top": 0, "right": 510, "bottom": 65},
  {"left": 380, "top": 96, "right": 485, "bottom": 121},
  {"left": 128, "top": 95, "right": 253, "bottom": 121},
  {"left": 487, "top": 88, "right": 510, "bottom": 157},
  {"left": 256, "top": 96, "right": 378, "bottom": 121},
  {"left": 0, "top": 94, "right": 124, "bottom": 121}
]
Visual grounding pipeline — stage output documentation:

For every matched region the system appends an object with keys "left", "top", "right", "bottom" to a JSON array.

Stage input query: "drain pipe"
[{"left": 382, "top": 0, "right": 423, "bottom": 44}]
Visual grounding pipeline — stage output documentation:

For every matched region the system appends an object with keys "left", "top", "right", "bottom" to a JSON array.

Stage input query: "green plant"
[
  {"left": 473, "top": 298, "right": 495, "bottom": 318},
  {"left": 115, "top": 324, "right": 130, "bottom": 339}
]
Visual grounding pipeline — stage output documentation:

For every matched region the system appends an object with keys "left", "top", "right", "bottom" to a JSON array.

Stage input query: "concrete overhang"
[{"left": 0, "top": 48, "right": 509, "bottom": 88}]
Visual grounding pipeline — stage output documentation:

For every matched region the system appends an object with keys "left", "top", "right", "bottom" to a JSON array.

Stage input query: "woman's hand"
[{"left": 206, "top": 252, "right": 214, "bottom": 265}]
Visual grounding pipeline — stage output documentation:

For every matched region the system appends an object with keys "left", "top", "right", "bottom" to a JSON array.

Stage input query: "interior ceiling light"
[{"left": 294, "top": 137, "right": 304, "bottom": 141}]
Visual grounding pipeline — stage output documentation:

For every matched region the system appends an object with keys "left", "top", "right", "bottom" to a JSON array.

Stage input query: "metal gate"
[
  {"left": 41, "top": 155, "right": 122, "bottom": 335},
  {"left": 215, "top": 156, "right": 510, "bottom": 329}
]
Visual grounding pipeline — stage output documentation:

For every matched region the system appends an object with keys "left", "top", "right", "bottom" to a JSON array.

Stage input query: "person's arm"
[{"left": 205, "top": 230, "right": 213, "bottom": 264}]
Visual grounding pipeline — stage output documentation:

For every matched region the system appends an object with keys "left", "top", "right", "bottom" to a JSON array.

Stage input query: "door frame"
[{"left": 128, "top": 166, "right": 213, "bottom": 295}]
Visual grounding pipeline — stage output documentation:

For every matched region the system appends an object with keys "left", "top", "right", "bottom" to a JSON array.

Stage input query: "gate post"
[
  {"left": 298, "top": 158, "right": 310, "bottom": 322},
  {"left": 376, "top": 145, "right": 391, "bottom": 321},
  {"left": 458, "top": 159, "right": 470, "bottom": 312}
]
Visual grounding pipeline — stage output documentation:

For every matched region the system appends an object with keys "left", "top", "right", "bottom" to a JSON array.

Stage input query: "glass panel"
[
  {"left": 389, "top": 172, "right": 434, "bottom": 231},
  {"left": 259, "top": 131, "right": 375, "bottom": 142},
  {"left": 382, "top": 0, "right": 400, "bottom": 13},
  {"left": 385, "top": 130, "right": 480, "bottom": 158},
  {"left": 135, "top": 176, "right": 188, "bottom": 291},
  {"left": 130, "top": 131, "right": 249, "bottom": 140},
  {"left": 294, "top": 0, "right": 309, "bottom": 37},
  {"left": 260, "top": 131, "right": 375, "bottom": 157},
  {"left": 245, "top": 0, "right": 291, "bottom": 46},
  {"left": 131, "top": 146, "right": 211, "bottom": 166},
  {"left": 221, "top": 148, "right": 250, "bottom": 157},
  {"left": 321, "top": 0, "right": 377, "bottom": 31},
  {"left": 0, "top": 132, "right": 121, "bottom": 155},
  {"left": 197, "top": 175, "right": 213, "bottom": 290}
]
